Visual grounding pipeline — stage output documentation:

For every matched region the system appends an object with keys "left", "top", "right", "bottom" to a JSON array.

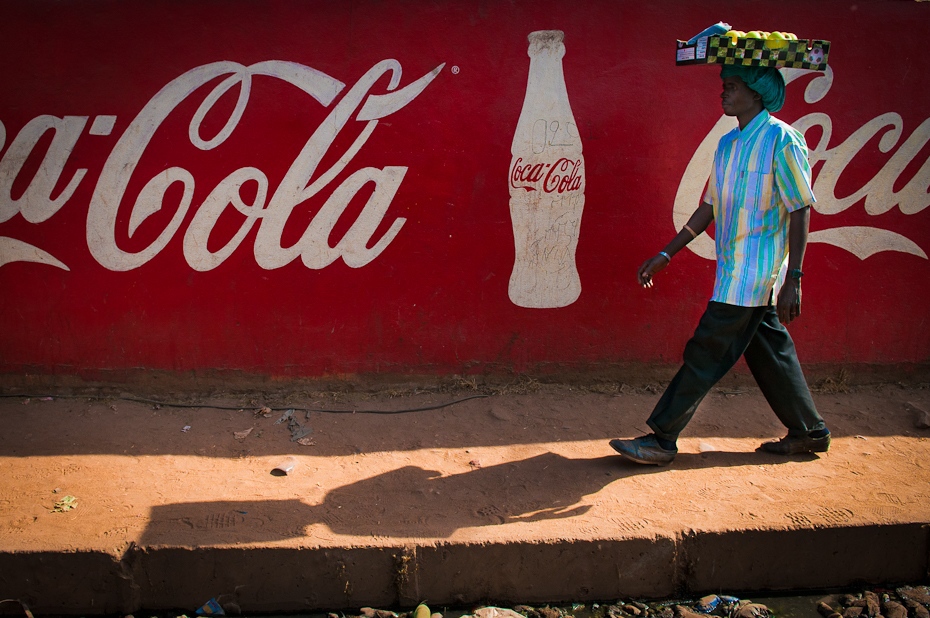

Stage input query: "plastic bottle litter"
[
  {"left": 271, "top": 457, "right": 298, "bottom": 476},
  {"left": 695, "top": 595, "right": 720, "bottom": 613},
  {"left": 195, "top": 598, "right": 225, "bottom": 616}
]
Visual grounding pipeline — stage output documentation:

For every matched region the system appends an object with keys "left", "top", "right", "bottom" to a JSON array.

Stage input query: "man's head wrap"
[{"left": 720, "top": 65, "right": 786, "bottom": 113}]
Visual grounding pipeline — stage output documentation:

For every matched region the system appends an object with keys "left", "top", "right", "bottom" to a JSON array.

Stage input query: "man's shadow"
[
  {"left": 314, "top": 452, "right": 612, "bottom": 538},
  {"left": 140, "top": 449, "right": 786, "bottom": 545}
]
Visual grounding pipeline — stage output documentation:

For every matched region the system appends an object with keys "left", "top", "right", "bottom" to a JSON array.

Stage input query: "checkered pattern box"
[{"left": 676, "top": 35, "right": 830, "bottom": 71}]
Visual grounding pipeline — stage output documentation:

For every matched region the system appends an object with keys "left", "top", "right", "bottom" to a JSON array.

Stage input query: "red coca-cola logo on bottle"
[{"left": 510, "top": 157, "right": 583, "bottom": 193}]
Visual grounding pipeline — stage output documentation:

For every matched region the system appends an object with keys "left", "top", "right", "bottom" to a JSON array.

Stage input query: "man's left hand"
[{"left": 777, "top": 281, "right": 802, "bottom": 324}]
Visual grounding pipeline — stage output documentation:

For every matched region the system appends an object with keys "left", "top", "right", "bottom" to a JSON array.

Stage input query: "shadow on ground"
[
  {"left": 1, "top": 385, "right": 927, "bottom": 458},
  {"left": 138, "top": 450, "right": 802, "bottom": 544}
]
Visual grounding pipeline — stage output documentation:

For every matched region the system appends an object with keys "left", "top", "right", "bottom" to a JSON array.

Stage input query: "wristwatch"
[{"left": 788, "top": 268, "right": 804, "bottom": 280}]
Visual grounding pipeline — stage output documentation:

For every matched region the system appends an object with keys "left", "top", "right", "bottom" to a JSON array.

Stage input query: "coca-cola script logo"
[
  {"left": 676, "top": 67, "right": 929, "bottom": 261},
  {"left": 510, "top": 157, "right": 583, "bottom": 194},
  {"left": 0, "top": 59, "right": 444, "bottom": 271}
]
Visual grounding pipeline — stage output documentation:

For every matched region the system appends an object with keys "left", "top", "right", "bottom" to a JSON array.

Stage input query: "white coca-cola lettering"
[
  {"left": 254, "top": 59, "right": 422, "bottom": 271},
  {"left": 183, "top": 166, "right": 268, "bottom": 271},
  {"left": 675, "top": 66, "right": 929, "bottom": 261},
  {"left": 0, "top": 115, "right": 87, "bottom": 225},
  {"left": 0, "top": 58, "right": 443, "bottom": 271},
  {"left": 0, "top": 115, "right": 90, "bottom": 270}
]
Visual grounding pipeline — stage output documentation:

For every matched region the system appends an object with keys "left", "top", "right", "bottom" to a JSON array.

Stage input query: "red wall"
[{"left": 1, "top": 0, "right": 928, "bottom": 379}]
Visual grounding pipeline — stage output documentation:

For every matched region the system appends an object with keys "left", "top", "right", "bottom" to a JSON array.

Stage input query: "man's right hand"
[
  {"left": 638, "top": 202, "right": 713, "bottom": 289},
  {"left": 637, "top": 254, "right": 669, "bottom": 288}
]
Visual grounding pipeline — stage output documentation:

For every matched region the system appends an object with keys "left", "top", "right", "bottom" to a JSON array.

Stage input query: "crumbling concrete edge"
[
  {"left": 677, "top": 523, "right": 930, "bottom": 593},
  {"left": 0, "top": 523, "right": 927, "bottom": 615}
]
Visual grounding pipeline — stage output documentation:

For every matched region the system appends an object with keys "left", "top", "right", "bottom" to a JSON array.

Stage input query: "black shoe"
[
  {"left": 760, "top": 431, "right": 831, "bottom": 455},
  {"left": 609, "top": 434, "right": 677, "bottom": 466}
]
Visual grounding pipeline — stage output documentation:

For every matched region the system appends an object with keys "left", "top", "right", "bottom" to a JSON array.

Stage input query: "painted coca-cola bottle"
[{"left": 508, "top": 30, "right": 585, "bottom": 308}]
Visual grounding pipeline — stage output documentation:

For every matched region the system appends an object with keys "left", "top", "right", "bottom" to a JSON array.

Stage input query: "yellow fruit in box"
[
  {"left": 721, "top": 29, "right": 800, "bottom": 48},
  {"left": 766, "top": 31, "right": 789, "bottom": 48},
  {"left": 725, "top": 30, "right": 744, "bottom": 45}
]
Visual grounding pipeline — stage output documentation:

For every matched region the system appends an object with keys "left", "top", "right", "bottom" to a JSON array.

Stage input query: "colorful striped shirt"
[{"left": 703, "top": 110, "right": 816, "bottom": 307}]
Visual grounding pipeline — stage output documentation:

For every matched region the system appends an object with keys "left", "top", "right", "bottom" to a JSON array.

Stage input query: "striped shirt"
[{"left": 703, "top": 110, "right": 816, "bottom": 307}]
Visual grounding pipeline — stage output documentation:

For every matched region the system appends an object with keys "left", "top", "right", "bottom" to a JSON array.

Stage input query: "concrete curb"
[{"left": 2, "top": 523, "right": 927, "bottom": 614}]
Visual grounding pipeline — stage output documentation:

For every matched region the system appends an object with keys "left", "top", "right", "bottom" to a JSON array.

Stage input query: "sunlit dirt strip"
[{"left": 2, "top": 434, "right": 928, "bottom": 555}]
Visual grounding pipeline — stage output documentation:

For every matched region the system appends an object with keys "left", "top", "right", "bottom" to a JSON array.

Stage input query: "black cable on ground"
[{"left": 0, "top": 392, "right": 490, "bottom": 414}]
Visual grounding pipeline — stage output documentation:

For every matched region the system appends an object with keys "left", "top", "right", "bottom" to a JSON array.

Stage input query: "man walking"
[{"left": 610, "top": 64, "right": 830, "bottom": 466}]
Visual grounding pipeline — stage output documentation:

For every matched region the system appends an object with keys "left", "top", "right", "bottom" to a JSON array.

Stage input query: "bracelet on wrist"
[
  {"left": 659, "top": 251, "right": 672, "bottom": 263},
  {"left": 788, "top": 268, "right": 804, "bottom": 280}
]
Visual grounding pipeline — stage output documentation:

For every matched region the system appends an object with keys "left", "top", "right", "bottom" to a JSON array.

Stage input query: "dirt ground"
[
  {"left": 1, "top": 375, "right": 929, "bottom": 611},
  {"left": 2, "top": 376, "right": 929, "bottom": 550}
]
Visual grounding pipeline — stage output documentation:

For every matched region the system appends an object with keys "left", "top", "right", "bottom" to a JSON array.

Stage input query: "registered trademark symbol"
[{"left": 451, "top": 66, "right": 460, "bottom": 74}]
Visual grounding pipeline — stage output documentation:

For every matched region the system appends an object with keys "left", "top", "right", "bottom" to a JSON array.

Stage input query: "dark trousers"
[{"left": 647, "top": 301, "right": 825, "bottom": 442}]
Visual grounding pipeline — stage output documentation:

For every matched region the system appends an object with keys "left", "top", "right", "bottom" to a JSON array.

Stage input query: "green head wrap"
[{"left": 720, "top": 65, "right": 786, "bottom": 113}]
